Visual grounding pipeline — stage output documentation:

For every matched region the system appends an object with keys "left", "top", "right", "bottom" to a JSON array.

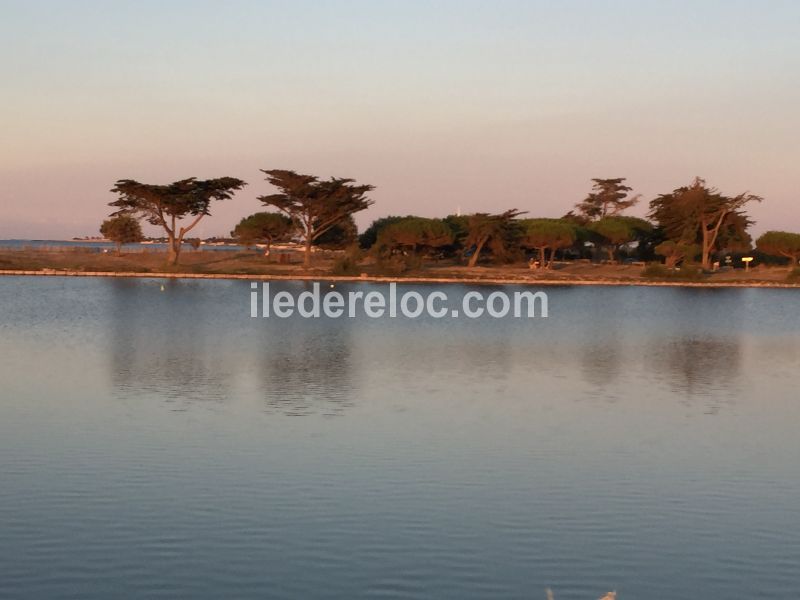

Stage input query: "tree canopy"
[
  {"left": 110, "top": 177, "right": 246, "bottom": 264},
  {"left": 100, "top": 214, "right": 143, "bottom": 255},
  {"left": 519, "top": 219, "right": 577, "bottom": 268},
  {"left": 464, "top": 209, "right": 526, "bottom": 267},
  {"left": 756, "top": 231, "right": 800, "bottom": 270},
  {"left": 590, "top": 216, "right": 651, "bottom": 263},
  {"left": 649, "top": 177, "right": 760, "bottom": 270},
  {"left": 575, "top": 178, "right": 639, "bottom": 221},
  {"left": 376, "top": 217, "right": 454, "bottom": 255},
  {"left": 258, "top": 169, "right": 373, "bottom": 267},
  {"left": 232, "top": 212, "right": 295, "bottom": 254}
]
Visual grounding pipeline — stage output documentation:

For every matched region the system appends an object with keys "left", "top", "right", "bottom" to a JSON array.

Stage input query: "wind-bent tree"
[
  {"left": 590, "top": 216, "right": 652, "bottom": 263},
  {"left": 520, "top": 219, "right": 577, "bottom": 268},
  {"left": 575, "top": 178, "right": 640, "bottom": 221},
  {"left": 649, "top": 177, "right": 761, "bottom": 270},
  {"left": 99, "top": 214, "right": 143, "bottom": 256},
  {"left": 232, "top": 212, "right": 295, "bottom": 255},
  {"left": 110, "top": 177, "right": 246, "bottom": 265},
  {"left": 654, "top": 240, "right": 698, "bottom": 269},
  {"left": 756, "top": 231, "right": 800, "bottom": 271},
  {"left": 376, "top": 217, "right": 454, "bottom": 255},
  {"left": 258, "top": 169, "right": 374, "bottom": 267},
  {"left": 465, "top": 209, "right": 526, "bottom": 268}
]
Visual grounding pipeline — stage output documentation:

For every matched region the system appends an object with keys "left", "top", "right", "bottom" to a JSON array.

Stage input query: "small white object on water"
[{"left": 160, "top": 284, "right": 165, "bottom": 292}]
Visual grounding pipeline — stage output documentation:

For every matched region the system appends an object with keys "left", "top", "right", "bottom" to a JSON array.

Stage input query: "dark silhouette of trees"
[
  {"left": 99, "top": 214, "right": 143, "bottom": 255},
  {"left": 314, "top": 215, "right": 358, "bottom": 250},
  {"left": 575, "top": 178, "right": 640, "bottom": 221},
  {"left": 258, "top": 169, "right": 373, "bottom": 267},
  {"left": 654, "top": 240, "right": 699, "bottom": 269},
  {"left": 756, "top": 231, "right": 800, "bottom": 271},
  {"left": 649, "top": 177, "right": 761, "bottom": 270},
  {"left": 110, "top": 177, "right": 246, "bottom": 265},
  {"left": 465, "top": 209, "right": 526, "bottom": 267},
  {"left": 359, "top": 216, "right": 406, "bottom": 249}
]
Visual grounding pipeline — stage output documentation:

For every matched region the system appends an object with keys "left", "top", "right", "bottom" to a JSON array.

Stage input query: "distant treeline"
[{"left": 98, "top": 170, "right": 799, "bottom": 270}]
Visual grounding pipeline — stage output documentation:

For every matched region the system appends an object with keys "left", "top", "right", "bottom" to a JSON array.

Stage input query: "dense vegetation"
[{"left": 102, "top": 172, "right": 798, "bottom": 273}]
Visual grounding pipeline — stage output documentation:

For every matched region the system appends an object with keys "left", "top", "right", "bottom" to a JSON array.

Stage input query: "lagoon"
[{"left": 1, "top": 277, "right": 799, "bottom": 599}]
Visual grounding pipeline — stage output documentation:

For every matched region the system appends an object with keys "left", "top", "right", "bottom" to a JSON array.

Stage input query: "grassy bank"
[{"left": 0, "top": 249, "right": 798, "bottom": 288}]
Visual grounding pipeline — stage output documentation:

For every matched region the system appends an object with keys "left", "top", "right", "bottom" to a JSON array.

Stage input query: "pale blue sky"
[{"left": 1, "top": 0, "right": 798, "bottom": 237}]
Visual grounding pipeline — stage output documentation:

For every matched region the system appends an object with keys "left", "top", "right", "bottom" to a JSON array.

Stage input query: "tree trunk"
[
  {"left": 303, "top": 236, "right": 312, "bottom": 268},
  {"left": 468, "top": 238, "right": 487, "bottom": 268},
  {"left": 701, "top": 227, "right": 712, "bottom": 270},
  {"left": 607, "top": 246, "right": 615, "bottom": 263},
  {"left": 539, "top": 246, "right": 546, "bottom": 269},
  {"left": 167, "top": 234, "right": 181, "bottom": 266},
  {"left": 548, "top": 247, "right": 557, "bottom": 269},
  {"left": 115, "top": 242, "right": 122, "bottom": 257}
]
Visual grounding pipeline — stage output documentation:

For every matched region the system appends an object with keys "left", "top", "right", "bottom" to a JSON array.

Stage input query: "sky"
[{"left": 1, "top": 0, "right": 798, "bottom": 239}]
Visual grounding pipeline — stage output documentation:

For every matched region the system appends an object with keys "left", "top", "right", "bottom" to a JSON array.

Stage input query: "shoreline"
[{"left": 2, "top": 268, "right": 799, "bottom": 289}]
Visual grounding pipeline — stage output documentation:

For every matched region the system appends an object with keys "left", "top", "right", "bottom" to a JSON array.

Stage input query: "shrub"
[{"left": 642, "top": 263, "right": 705, "bottom": 280}]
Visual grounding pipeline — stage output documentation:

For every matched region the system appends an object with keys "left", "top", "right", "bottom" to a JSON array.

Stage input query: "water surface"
[{"left": 1, "top": 277, "right": 799, "bottom": 599}]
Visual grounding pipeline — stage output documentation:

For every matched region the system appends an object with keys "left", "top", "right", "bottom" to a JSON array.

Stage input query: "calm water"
[{"left": 1, "top": 277, "right": 799, "bottom": 599}]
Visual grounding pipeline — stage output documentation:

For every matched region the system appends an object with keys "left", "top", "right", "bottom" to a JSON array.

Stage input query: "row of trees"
[{"left": 102, "top": 171, "right": 798, "bottom": 270}]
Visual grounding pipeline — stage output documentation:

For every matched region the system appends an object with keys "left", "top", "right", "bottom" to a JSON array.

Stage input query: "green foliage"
[
  {"left": 359, "top": 216, "right": 406, "bottom": 249},
  {"left": 232, "top": 212, "right": 295, "bottom": 251},
  {"left": 464, "top": 209, "right": 526, "bottom": 267},
  {"left": 374, "top": 254, "right": 423, "bottom": 276},
  {"left": 590, "top": 216, "right": 651, "bottom": 262},
  {"left": 331, "top": 245, "right": 363, "bottom": 275},
  {"left": 99, "top": 214, "right": 143, "bottom": 254},
  {"left": 110, "top": 176, "right": 246, "bottom": 264},
  {"left": 376, "top": 217, "right": 454, "bottom": 254},
  {"left": 519, "top": 218, "right": 577, "bottom": 267},
  {"left": 756, "top": 231, "right": 800, "bottom": 268},
  {"left": 258, "top": 169, "right": 373, "bottom": 265},
  {"left": 654, "top": 240, "right": 699, "bottom": 268},
  {"left": 314, "top": 215, "right": 357, "bottom": 249},
  {"left": 574, "top": 178, "right": 639, "bottom": 220},
  {"left": 648, "top": 177, "right": 760, "bottom": 269}
]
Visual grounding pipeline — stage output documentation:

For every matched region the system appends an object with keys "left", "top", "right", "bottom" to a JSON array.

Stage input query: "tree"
[
  {"left": 654, "top": 240, "right": 699, "bottom": 269},
  {"left": 258, "top": 169, "right": 374, "bottom": 267},
  {"left": 590, "top": 216, "right": 652, "bottom": 263},
  {"left": 376, "top": 217, "right": 454, "bottom": 255},
  {"left": 232, "top": 212, "right": 295, "bottom": 255},
  {"left": 575, "top": 178, "right": 639, "bottom": 221},
  {"left": 519, "top": 219, "right": 577, "bottom": 268},
  {"left": 649, "top": 177, "right": 761, "bottom": 270},
  {"left": 110, "top": 177, "right": 246, "bottom": 265},
  {"left": 314, "top": 215, "right": 358, "bottom": 250},
  {"left": 465, "top": 209, "right": 526, "bottom": 267},
  {"left": 756, "top": 231, "right": 800, "bottom": 271},
  {"left": 99, "top": 214, "right": 143, "bottom": 256},
  {"left": 359, "top": 215, "right": 406, "bottom": 249}
]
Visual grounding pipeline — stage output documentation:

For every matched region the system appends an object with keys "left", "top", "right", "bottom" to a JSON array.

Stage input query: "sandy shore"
[{"left": 2, "top": 268, "right": 799, "bottom": 289}]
